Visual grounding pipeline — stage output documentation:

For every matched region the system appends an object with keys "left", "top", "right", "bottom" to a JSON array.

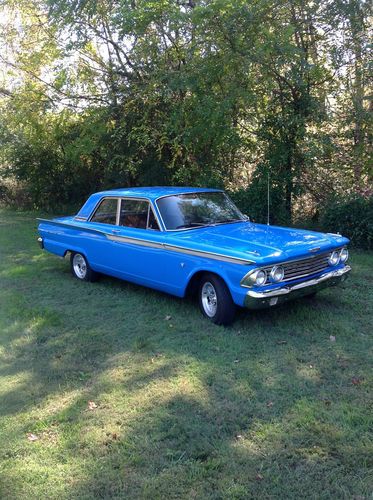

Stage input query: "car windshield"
[{"left": 156, "top": 192, "right": 245, "bottom": 230}]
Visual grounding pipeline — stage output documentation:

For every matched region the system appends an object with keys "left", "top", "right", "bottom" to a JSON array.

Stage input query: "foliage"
[
  {"left": 0, "top": 0, "right": 372, "bottom": 224},
  {"left": 320, "top": 195, "right": 373, "bottom": 249},
  {"left": 229, "top": 173, "right": 291, "bottom": 226}
]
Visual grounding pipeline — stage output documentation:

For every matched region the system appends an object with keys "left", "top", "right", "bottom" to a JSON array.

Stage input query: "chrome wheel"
[
  {"left": 201, "top": 281, "right": 218, "bottom": 317},
  {"left": 73, "top": 253, "right": 87, "bottom": 279}
]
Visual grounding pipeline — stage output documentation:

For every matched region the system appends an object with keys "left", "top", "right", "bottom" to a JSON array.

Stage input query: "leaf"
[
  {"left": 277, "top": 340, "right": 287, "bottom": 345},
  {"left": 27, "top": 433, "right": 39, "bottom": 441},
  {"left": 256, "top": 473, "right": 264, "bottom": 481},
  {"left": 329, "top": 335, "right": 336, "bottom": 342},
  {"left": 351, "top": 377, "right": 363, "bottom": 385},
  {"left": 267, "top": 401, "right": 274, "bottom": 407},
  {"left": 165, "top": 315, "right": 172, "bottom": 321},
  {"left": 88, "top": 401, "right": 98, "bottom": 410}
]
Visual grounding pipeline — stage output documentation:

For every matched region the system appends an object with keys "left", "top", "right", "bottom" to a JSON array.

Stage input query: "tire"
[
  {"left": 70, "top": 252, "right": 98, "bottom": 282},
  {"left": 198, "top": 273, "right": 236, "bottom": 325}
]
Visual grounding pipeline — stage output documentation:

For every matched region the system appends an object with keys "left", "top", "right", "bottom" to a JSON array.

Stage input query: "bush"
[
  {"left": 0, "top": 179, "right": 32, "bottom": 209},
  {"left": 229, "top": 181, "right": 291, "bottom": 226},
  {"left": 320, "top": 196, "right": 373, "bottom": 249}
]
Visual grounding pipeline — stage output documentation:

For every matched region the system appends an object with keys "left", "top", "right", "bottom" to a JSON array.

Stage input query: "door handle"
[{"left": 111, "top": 229, "right": 121, "bottom": 233}]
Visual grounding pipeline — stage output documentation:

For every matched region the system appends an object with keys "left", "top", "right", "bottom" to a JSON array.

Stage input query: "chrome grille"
[
  {"left": 264, "top": 250, "right": 334, "bottom": 283},
  {"left": 282, "top": 253, "right": 330, "bottom": 281}
]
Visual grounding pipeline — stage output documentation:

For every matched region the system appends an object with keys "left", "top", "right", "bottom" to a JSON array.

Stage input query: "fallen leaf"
[
  {"left": 329, "top": 335, "right": 336, "bottom": 342},
  {"left": 267, "top": 401, "right": 274, "bottom": 407},
  {"left": 27, "top": 433, "right": 38, "bottom": 441},
  {"left": 256, "top": 473, "right": 263, "bottom": 481},
  {"left": 277, "top": 340, "right": 287, "bottom": 345},
  {"left": 112, "top": 433, "right": 118, "bottom": 440},
  {"left": 165, "top": 315, "right": 172, "bottom": 321},
  {"left": 233, "top": 359, "right": 239, "bottom": 363},
  {"left": 88, "top": 401, "right": 98, "bottom": 410},
  {"left": 351, "top": 377, "right": 363, "bottom": 385},
  {"left": 236, "top": 434, "right": 243, "bottom": 440}
]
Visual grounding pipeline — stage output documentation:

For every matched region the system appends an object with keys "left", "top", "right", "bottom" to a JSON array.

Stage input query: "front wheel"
[
  {"left": 198, "top": 273, "right": 236, "bottom": 325},
  {"left": 70, "top": 252, "right": 98, "bottom": 282}
]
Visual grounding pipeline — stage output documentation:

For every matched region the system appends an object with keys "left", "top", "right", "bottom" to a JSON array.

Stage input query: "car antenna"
[{"left": 267, "top": 168, "right": 270, "bottom": 225}]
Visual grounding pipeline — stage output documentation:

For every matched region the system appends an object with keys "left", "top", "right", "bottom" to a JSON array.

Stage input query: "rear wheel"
[
  {"left": 70, "top": 252, "right": 98, "bottom": 282},
  {"left": 198, "top": 273, "right": 236, "bottom": 325}
]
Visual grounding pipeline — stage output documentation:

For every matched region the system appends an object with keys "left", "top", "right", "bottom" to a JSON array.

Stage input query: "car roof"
[
  {"left": 75, "top": 186, "right": 224, "bottom": 220},
  {"left": 94, "top": 186, "right": 223, "bottom": 201}
]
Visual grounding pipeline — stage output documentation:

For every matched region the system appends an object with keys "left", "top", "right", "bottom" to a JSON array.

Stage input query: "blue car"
[{"left": 37, "top": 187, "right": 351, "bottom": 325}]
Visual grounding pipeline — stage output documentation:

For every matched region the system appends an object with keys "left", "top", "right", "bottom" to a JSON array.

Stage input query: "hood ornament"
[{"left": 247, "top": 250, "right": 261, "bottom": 256}]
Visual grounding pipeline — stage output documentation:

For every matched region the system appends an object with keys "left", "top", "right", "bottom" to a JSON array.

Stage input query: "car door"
[
  {"left": 86, "top": 196, "right": 181, "bottom": 292},
  {"left": 110, "top": 197, "right": 165, "bottom": 283}
]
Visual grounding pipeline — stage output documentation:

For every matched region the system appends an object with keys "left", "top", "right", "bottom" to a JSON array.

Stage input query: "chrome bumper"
[
  {"left": 37, "top": 237, "right": 44, "bottom": 249},
  {"left": 244, "top": 265, "right": 351, "bottom": 309}
]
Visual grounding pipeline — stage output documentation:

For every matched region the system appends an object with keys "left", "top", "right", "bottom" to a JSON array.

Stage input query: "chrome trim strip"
[
  {"left": 246, "top": 266, "right": 351, "bottom": 299},
  {"left": 109, "top": 234, "right": 253, "bottom": 264},
  {"left": 74, "top": 216, "right": 87, "bottom": 221},
  {"left": 162, "top": 243, "right": 252, "bottom": 265},
  {"left": 107, "top": 234, "right": 164, "bottom": 249},
  {"left": 36, "top": 218, "right": 255, "bottom": 265},
  {"left": 116, "top": 198, "right": 121, "bottom": 225}
]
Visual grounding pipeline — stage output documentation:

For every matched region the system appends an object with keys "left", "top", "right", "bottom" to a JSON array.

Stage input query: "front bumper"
[{"left": 244, "top": 265, "right": 351, "bottom": 309}]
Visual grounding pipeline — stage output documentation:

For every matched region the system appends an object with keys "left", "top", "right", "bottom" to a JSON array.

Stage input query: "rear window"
[{"left": 90, "top": 198, "right": 118, "bottom": 225}]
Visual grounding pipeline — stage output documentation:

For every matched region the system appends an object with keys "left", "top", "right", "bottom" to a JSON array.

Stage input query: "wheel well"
[
  {"left": 64, "top": 250, "right": 83, "bottom": 259},
  {"left": 185, "top": 270, "right": 225, "bottom": 298}
]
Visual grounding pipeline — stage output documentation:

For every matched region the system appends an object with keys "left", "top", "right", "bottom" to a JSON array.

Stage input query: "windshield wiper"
[
  {"left": 175, "top": 222, "right": 213, "bottom": 229},
  {"left": 214, "top": 218, "right": 243, "bottom": 225}
]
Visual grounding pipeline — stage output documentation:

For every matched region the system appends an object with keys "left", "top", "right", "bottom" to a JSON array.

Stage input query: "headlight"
[
  {"left": 340, "top": 247, "right": 349, "bottom": 263},
  {"left": 241, "top": 269, "right": 268, "bottom": 287},
  {"left": 254, "top": 270, "right": 267, "bottom": 286},
  {"left": 269, "top": 265, "right": 284, "bottom": 283},
  {"left": 328, "top": 250, "right": 340, "bottom": 266}
]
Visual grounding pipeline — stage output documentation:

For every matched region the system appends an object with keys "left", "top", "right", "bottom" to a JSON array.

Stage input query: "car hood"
[{"left": 168, "top": 222, "right": 349, "bottom": 265}]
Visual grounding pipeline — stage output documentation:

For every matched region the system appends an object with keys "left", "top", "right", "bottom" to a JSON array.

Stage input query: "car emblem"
[{"left": 308, "top": 247, "right": 320, "bottom": 253}]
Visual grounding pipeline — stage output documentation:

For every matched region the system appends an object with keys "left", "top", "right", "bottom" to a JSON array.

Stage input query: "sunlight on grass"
[{"left": 0, "top": 371, "right": 31, "bottom": 397}]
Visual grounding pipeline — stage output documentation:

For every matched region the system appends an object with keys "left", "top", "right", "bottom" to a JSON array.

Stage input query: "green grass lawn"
[{"left": 0, "top": 210, "right": 372, "bottom": 499}]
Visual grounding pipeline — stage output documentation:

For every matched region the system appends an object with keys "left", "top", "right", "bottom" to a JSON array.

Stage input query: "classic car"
[{"left": 37, "top": 187, "right": 351, "bottom": 325}]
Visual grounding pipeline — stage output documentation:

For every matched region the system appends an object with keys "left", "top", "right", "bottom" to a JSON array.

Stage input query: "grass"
[{"left": 0, "top": 210, "right": 372, "bottom": 499}]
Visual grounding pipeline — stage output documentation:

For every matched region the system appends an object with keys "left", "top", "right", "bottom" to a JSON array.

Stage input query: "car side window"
[
  {"left": 90, "top": 198, "right": 119, "bottom": 225},
  {"left": 119, "top": 199, "right": 160, "bottom": 230}
]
